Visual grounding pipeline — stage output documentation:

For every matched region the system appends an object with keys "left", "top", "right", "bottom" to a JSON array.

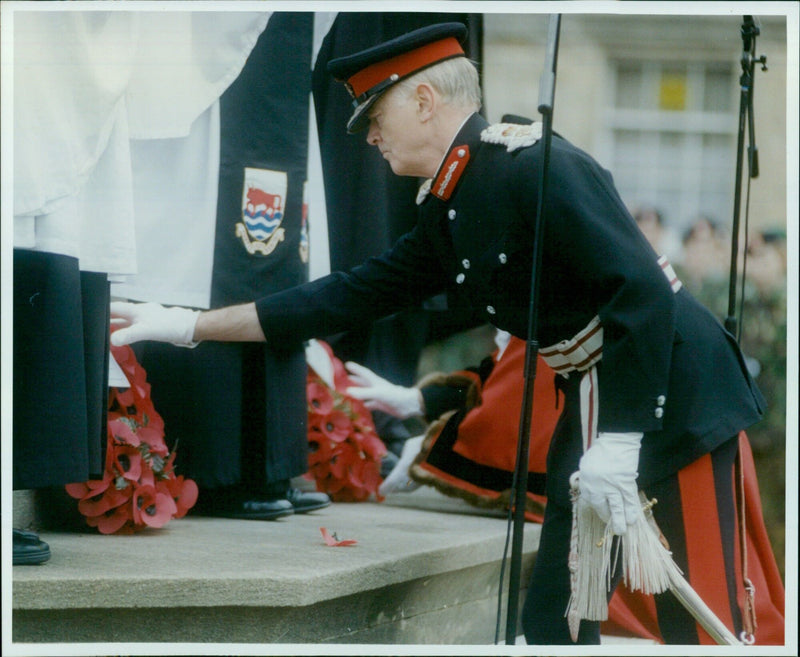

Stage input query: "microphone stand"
[
  {"left": 724, "top": 16, "right": 767, "bottom": 645},
  {"left": 504, "top": 13, "right": 561, "bottom": 645},
  {"left": 725, "top": 15, "right": 767, "bottom": 340}
]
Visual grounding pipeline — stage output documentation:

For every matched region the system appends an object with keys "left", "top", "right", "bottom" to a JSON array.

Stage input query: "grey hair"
[{"left": 393, "top": 56, "right": 482, "bottom": 112}]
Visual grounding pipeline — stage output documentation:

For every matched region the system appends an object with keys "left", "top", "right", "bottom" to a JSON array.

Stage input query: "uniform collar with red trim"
[{"left": 417, "top": 112, "right": 488, "bottom": 205}]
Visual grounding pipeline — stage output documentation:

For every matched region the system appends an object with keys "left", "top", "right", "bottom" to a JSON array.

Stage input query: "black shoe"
[
  {"left": 285, "top": 488, "right": 331, "bottom": 514},
  {"left": 13, "top": 528, "right": 51, "bottom": 565},
  {"left": 193, "top": 488, "right": 294, "bottom": 520}
]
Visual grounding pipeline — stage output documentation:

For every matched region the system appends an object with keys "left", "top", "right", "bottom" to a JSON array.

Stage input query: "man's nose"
[{"left": 366, "top": 124, "right": 380, "bottom": 145}]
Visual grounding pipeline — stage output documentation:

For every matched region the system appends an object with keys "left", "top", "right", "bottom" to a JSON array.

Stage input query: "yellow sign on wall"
[{"left": 659, "top": 72, "right": 687, "bottom": 110}]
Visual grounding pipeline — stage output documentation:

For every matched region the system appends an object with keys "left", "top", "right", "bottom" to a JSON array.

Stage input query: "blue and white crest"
[{"left": 236, "top": 168, "right": 287, "bottom": 256}]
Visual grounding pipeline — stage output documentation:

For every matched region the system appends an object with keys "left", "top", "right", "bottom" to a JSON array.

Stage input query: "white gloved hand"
[
  {"left": 378, "top": 435, "right": 424, "bottom": 496},
  {"left": 577, "top": 431, "right": 643, "bottom": 535},
  {"left": 345, "top": 361, "right": 424, "bottom": 419},
  {"left": 110, "top": 301, "right": 200, "bottom": 348}
]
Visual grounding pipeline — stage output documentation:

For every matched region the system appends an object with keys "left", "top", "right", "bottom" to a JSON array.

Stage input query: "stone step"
[{"left": 11, "top": 487, "right": 540, "bottom": 645}]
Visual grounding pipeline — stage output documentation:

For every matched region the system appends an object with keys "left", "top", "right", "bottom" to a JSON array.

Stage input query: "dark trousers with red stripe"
[
  {"left": 522, "top": 395, "right": 741, "bottom": 644},
  {"left": 647, "top": 435, "right": 741, "bottom": 644}
]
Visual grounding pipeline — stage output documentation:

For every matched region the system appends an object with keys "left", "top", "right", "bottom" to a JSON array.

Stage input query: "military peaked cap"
[{"left": 327, "top": 22, "right": 468, "bottom": 133}]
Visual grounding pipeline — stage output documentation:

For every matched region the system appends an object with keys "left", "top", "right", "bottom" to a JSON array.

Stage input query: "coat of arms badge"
[{"left": 236, "top": 167, "right": 287, "bottom": 256}]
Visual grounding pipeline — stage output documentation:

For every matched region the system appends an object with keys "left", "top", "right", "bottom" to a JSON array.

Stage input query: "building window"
[{"left": 606, "top": 59, "right": 737, "bottom": 234}]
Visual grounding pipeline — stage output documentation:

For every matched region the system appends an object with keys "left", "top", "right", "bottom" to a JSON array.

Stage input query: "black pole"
[
  {"left": 725, "top": 15, "right": 766, "bottom": 339},
  {"left": 504, "top": 13, "right": 561, "bottom": 645}
]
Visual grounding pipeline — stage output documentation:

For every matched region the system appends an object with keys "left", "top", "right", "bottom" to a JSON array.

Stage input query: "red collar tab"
[
  {"left": 346, "top": 37, "right": 464, "bottom": 103},
  {"left": 432, "top": 145, "right": 470, "bottom": 201}
]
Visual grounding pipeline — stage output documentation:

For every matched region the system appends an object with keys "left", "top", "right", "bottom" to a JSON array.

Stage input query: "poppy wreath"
[
  {"left": 305, "top": 343, "right": 387, "bottom": 502},
  {"left": 65, "top": 332, "right": 198, "bottom": 534}
]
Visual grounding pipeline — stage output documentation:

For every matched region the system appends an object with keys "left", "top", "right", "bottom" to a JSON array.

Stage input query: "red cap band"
[{"left": 346, "top": 37, "right": 465, "bottom": 101}]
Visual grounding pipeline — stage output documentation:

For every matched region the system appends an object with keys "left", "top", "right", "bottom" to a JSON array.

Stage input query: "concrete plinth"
[{"left": 12, "top": 488, "right": 537, "bottom": 646}]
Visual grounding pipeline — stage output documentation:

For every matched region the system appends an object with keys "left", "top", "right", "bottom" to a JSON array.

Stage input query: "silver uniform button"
[
  {"left": 498, "top": 253, "right": 508, "bottom": 264},
  {"left": 456, "top": 273, "right": 465, "bottom": 284},
  {"left": 486, "top": 305, "right": 496, "bottom": 315},
  {"left": 448, "top": 209, "right": 457, "bottom": 220},
  {"left": 457, "top": 148, "right": 466, "bottom": 158},
  {"left": 462, "top": 259, "right": 471, "bottom": 269},
  {"left": 656, "top": 395, "right": 666, "bottom": 406},
  {"left": 654, "top": 407, "right": 664, "bottom": 419}
]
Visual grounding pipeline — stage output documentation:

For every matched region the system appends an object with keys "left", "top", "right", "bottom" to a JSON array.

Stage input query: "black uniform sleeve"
[{"left": 255, "top": 223, "right": 447, "bottom": 347}]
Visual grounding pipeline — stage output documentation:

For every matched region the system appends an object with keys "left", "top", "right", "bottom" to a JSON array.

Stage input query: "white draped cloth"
[
  {"left": 12, "top": 9, "right": 270, "bottom": 274},
  {"left": 112, "top": 11, "right": 338, "bottom": 308}
]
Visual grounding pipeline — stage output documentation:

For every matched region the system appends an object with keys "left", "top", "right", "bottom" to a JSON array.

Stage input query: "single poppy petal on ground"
[{"left": 320, "top": 527, "right": 357, "bottom": 547}]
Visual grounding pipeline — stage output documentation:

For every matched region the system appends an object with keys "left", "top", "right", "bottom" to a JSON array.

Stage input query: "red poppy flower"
[
  {"left": 108, "top": 417, "right": 140, "bottom": 447},
  {"left": 322, "top": 473, "right": 346, "bottom": 495},
  {"left": 162, "top": 476, "right": 199, "bottom": 519},
  {"left": 136, "top": 425, "right": 168, "bottom": 455},
  {"left": 143, "top": 408, "right": 165, "bottom": 435},
  {"left": 112, "top": 386, "right": 136, "bottom": 409},
  {"left": 79, "top": 484, "right": 131, "bottom": 518},
  {"left": 319, "top": 409, "right": 351, "bottom": 443},
  {"left": 138, "top": 465, "right": 155, "bottom": 488},
  {"left": 328, "top": 448, "right": 350, "bottom": 480},
  {"left": 303, "top": 347, "right": 388, "bottom": 502},
  {"left": 68, "top": 338, "right": 197, "bottom": 534},
  {"left": 345, "top": 459, "right": 366, "bottom": 490},
  {"left": 65, "top": 482, "right": 90, "bottom": 500},
  {"left": 65, "top": 475, "right": 110, "bottom": 500},
  {"left": 359, "top": 460, "right": 383, "bottom": 495},
  {"left": 132, "top": 484, "right": 177, "bottom": 528},
  {"left": 307, "top": 380, "right": 334, "bottom": 416},
  {"left": 69, "top": 476, "right": 112, "bottom": 514},
  {"left": 110, "top": 443, "right": 143, "bottom": 482},
  {"left": 356, "top": 430, "right": 387, "bottom": 460},
  {"left": 87, "top": 503, "right": 133, "bottom": 534},
  {"left": 307, "top": 427, "right": 333, "bottom": 465}
]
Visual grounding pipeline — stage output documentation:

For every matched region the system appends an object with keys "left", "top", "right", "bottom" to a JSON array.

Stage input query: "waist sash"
[{"left": 539, "top": 256, "right": 681, "bottom": 451}]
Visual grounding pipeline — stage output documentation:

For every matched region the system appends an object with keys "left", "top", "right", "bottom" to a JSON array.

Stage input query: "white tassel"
[
  {"left": 620, "top": 495, "right": 681, "bottom": 594},
  {"left": 566, "top": 482, "right": 681, "bottom": 642}
]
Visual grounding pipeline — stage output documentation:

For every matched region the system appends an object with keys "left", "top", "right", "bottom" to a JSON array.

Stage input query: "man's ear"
[{"left": 415, "top": 83, "right": 436, "bottom": 122}]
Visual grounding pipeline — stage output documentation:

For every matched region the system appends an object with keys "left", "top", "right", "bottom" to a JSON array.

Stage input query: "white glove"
[
  {"left": 110, "top": 301, "right": 200, "bottom": 348},
  {"left": 577, "top": 431, "right": 643, "bottom": 535},
  {"left": 379, "top": 435, "right": 424, "bottom": 496},
  {"left": 345, "top": 362, "right": 424, "bottom": 419}
]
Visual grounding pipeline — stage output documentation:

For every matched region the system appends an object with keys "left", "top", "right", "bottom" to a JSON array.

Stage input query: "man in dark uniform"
[{"left": 110, "top": 23, "right": 766, "bottom": 645}]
